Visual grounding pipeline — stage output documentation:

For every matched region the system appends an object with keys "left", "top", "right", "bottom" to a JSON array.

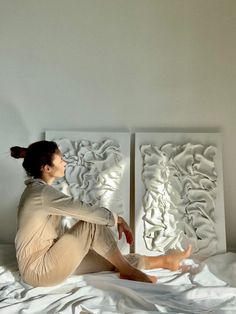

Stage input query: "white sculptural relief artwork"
[
  {"left": 135, "top": 133, "right": 226, "bottom": 259},
  {"left": 45, "top": 131, "right": 130, "bottom": 254},
  {"left": 141, "top": 143, "right": 217, "bottom": 256},
  {"left": 53, "top": 137, "right": 124, "bottom": 215}
]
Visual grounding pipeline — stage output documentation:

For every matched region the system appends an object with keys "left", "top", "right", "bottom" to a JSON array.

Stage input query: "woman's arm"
[{"left": 42, "top": 184, "right": 117, "bottom": 227}]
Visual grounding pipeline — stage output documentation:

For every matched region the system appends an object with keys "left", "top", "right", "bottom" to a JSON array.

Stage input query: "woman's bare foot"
[
  {"left": 120, "top": 268, "right": 157, "bottom": 284},
  {"left": 144, "top": 244, "right": 192, "bottom": 271},
  {"left": 164, "top": 245, "right": 192, "bottom": 271}
]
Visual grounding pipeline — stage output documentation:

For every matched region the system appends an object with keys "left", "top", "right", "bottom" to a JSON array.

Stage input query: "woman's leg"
[
  {"left": 75, "top": 245, "right": 192, "bottom": 281},
  {"left": 104, "top": 246, "right": 157, "bottom": 283},
  {"left": 24, "top": 221, "right": 117, "bottom": 286},
  {"left": 73, "top": 249, "right": 115, "bottom": 275},
  {"left": 26, "top": 221, "right": 156, "bottom": 286},
  {"left": 141, "top": 245, "right": 192, "bottom": 271},
  {"left": 69, "top": 222, "right": 157, "bottom": 283}
]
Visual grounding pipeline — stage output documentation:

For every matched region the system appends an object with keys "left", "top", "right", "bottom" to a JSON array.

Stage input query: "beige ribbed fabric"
[{"left": 15, "top": 179, "right": 144, "bottom": 287}]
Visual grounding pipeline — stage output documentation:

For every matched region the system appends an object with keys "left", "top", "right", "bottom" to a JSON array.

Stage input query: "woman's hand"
[{"left": 117, "top": 216, "right": 134, "bottom": 245}]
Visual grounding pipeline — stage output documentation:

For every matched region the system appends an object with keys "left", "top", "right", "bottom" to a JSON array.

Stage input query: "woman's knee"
[{"left": 67, "top": 220, "right": 96, "bottom": 237}]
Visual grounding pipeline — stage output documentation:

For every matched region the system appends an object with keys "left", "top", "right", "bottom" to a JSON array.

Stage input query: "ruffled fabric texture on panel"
[
  {"left": 140, "top": 143, "right": 218, "bottom": 257},
  {"left": 52, "top": 138, "right": 125, "bottom": 232}
]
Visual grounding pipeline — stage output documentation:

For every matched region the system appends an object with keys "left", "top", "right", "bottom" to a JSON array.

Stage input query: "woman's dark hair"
[{"left": 10, "top": 140, "right": 59, "bottom": 178}]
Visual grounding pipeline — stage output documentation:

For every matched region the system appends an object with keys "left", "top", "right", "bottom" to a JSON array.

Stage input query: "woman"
[{"left": 11, "top": 140, "right": 191, "bottom": 287}]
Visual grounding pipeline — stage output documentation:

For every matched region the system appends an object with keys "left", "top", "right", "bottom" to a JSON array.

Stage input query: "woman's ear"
[{"left": 41, "top": 165, "right": 51, "bottom": 173}]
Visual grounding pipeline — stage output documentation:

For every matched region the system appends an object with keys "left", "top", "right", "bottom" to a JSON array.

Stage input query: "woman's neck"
[{"left": 40, "top": 173, "right": 55, "bottom": 185}]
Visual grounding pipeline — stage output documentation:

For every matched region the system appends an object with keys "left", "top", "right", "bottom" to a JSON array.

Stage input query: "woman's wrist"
[{"left": 117, "top": 216, "right": 124, "bottom": 224}]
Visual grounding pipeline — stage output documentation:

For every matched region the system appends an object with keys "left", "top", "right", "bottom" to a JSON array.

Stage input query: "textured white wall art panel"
[
  {"left": 135, "top": 133, "right": 226, "bottom": 259},
  {"left": 45, "top": 131, "right": 130, "bottom": 254}
]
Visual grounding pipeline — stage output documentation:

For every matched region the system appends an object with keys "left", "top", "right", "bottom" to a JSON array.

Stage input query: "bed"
[{"left": 0, "top": 243, "right": 236, "bottom": 313}]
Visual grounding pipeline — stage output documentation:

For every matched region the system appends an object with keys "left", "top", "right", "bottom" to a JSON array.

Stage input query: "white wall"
[{"left": 0, "top": 0, "right": 235, "bottom": 251}]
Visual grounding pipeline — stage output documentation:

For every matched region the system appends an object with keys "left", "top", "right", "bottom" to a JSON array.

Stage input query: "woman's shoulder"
[
  {"left": 23, "top": 178, "right": 70, "bottom": 202},
  {"left": 24, "top": 178, "right": 47, "bottom": 186}
]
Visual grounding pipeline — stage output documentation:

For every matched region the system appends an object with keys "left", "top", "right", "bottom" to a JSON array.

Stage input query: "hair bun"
[{"left": 10, "top": 146, "right": 27, "bottom": 159}]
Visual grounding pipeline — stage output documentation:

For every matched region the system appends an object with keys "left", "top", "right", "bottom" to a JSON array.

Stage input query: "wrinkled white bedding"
[{"left": 0, "top": 244, "right": 236, "bottom": 314}]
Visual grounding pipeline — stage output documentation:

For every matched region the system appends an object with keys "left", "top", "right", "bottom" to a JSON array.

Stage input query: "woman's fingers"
[
  {"left": 117, "top": 221, "right": 134, "bottom": 245},
  {"left": 125, "top": 229, "right": 134, "bottom": 245}
]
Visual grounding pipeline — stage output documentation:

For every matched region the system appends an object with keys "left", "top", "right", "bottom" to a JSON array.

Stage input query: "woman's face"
[{"left": 49, "top": 152, "right": 67, "bottom": 179}]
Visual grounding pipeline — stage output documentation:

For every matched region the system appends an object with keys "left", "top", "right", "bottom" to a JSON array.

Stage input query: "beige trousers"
[{"left": 23, "top": 221, "right": 144, "bottom": 287}]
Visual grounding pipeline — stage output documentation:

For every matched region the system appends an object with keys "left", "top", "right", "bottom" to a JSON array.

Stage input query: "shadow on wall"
[{"left": 0, "top": 101, "right": 29, "bottom": 243}]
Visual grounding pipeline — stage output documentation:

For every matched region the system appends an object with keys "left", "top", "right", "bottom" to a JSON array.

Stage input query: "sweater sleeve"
[{"left": 41, "top": 184, "right": 117, "bottom": 227}]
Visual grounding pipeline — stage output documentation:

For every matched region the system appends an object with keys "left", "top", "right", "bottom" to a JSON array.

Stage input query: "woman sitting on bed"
[{"left": 11, "top": 140, "right": 192, "bottom": 287}]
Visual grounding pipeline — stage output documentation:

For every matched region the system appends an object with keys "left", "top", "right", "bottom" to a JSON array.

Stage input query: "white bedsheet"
[{"left": 0, "top": 244, "right": 236, "bottom": 313}]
